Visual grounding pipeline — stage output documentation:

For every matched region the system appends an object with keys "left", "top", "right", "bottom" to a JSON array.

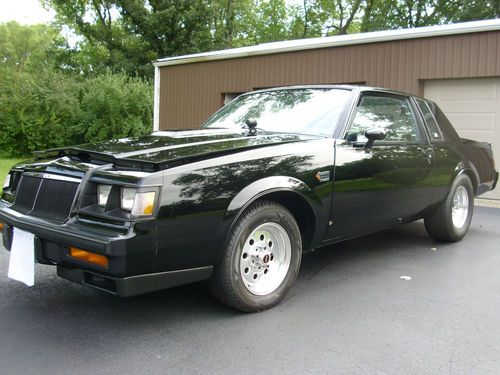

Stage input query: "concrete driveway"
[{"left": 1, "top": 207, "right": 499, "bottom": 374}]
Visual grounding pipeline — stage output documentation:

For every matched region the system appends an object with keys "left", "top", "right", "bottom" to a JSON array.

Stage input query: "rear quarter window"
[
  {"left": 425, "top": 100, "right": 461, "bottom": 142},
  {"left": 415, "top": 98, "right": 443, "bottom": 141}
]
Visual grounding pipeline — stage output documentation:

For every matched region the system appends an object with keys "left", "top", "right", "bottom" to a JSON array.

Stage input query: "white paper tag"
[{"left": 8, "top": 228, "right": 35, "bottom": 286}]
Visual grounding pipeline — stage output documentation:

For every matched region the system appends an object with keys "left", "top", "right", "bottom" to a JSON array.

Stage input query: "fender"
[
  {"left": 224, "top": 176, "right": 321, "bottom": 222},
  {"left": 452, "top": 161, "right": 480, "bottom": 192}
]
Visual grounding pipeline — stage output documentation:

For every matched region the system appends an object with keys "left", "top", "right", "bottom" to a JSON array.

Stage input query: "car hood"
[{"left": 34, "top": 129, "right": 322, "bottom": 170}]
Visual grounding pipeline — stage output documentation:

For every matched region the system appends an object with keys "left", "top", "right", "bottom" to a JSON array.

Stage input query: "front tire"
[
  {"left": 210, "top": 201, "right": 302, "bottom": 312},
  {"left": 424, "top": 174, "right": 474, "bottom": 242}
]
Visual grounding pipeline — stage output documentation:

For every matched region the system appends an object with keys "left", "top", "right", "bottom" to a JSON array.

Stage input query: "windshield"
[{"left": 202, "top": 88, "right": 351, "bottom": 136}]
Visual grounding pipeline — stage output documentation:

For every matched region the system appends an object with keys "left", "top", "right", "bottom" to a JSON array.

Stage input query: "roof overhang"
[{"left": 154, "top": 19, "right": 500, "bottom": 68}]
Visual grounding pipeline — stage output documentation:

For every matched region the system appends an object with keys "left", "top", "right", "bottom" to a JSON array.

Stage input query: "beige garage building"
[{"left": 153, "top": 19, "right": 500, "bottom": 199}]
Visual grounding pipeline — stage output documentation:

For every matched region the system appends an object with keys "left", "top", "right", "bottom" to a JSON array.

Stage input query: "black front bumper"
[
  {"left": 0, "top": 202, "right": 131, "bottom": 272},
  {"left": 57, "top": 265, "right": 213, "bottom": 297},
  {"left": 0, "top": 202, "right": 212, "bottom": 296}
]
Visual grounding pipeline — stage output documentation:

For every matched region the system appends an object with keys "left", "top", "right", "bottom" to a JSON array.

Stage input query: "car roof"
[{"left": 243, "top": 85, "right": 413, "bottom": 98}]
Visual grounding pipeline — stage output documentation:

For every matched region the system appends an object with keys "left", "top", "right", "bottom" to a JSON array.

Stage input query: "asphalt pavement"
[{"left": 1, "top": 206, "right": 499, "bottom": 375}]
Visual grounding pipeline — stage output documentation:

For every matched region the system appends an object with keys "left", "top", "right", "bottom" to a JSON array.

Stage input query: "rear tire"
[
  {"left": 424, "top": 174, "right": 474, "bottom": 242},
  {"left": 210, "top": 200, "right": 302, "bottom": 312}
]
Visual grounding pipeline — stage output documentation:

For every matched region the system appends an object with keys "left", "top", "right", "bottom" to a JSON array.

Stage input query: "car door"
[{"left": 326, "top": 92, "right": 435, "bottom": 241}]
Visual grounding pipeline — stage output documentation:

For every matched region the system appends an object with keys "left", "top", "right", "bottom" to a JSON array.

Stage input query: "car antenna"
[{"left": 245, "top": 118, "right": 258, "bottom": 136}]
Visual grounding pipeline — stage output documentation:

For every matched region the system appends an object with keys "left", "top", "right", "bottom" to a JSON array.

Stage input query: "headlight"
[
  {"left": 121, "top": 187, "right": 137, "bottom": 211},
  {"left": 120, "top": 187, "right": 156, "bottom": 217},
  {"left": 3, "top": 174, "right": 11, "bottom": 189},
  {"left": 131, "top": 191, "right": 156, "bottom": 217},
  {"left": 97, "top": 184, "right": 112, "bottom": 206}
]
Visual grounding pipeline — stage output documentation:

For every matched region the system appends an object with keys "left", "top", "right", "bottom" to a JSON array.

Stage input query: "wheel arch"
[
  {"left": 453, "top": 162, "right": 479, "bottom": 194},
  {"left": 225, "top": 176, "right": 321, "bottom": 252}
]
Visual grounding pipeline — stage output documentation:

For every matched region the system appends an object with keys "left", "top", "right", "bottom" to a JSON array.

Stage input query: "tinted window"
[
  {"left": 415, "top": 98, "right": 443, "bottom": 141},
  {"left": 347, "top": 95, "right": 419, "bottom": 143},
  {"left": 427, "top": 101, "right": 461, "bottom": 142},
  {"left": 203, "top": 89, "right": 351, "bottom": 136}
]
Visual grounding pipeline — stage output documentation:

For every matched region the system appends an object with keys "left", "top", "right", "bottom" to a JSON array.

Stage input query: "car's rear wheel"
[
  {"left": 424, "top": 174, "right": 474, "bottom": 242},
  {"left": 210, "top": 200, "right": 302, "bottom": 312}
]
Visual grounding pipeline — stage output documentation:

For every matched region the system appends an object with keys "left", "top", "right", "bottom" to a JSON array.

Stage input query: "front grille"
[
  {"left": 11, "top": 176, "right": 41, "bottom": 214},
  {"left": 11, "top": 174, "right": 80, "bottom": 222}
]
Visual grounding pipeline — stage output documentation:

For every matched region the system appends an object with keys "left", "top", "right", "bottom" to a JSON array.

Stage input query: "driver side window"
[{"left": 346, "top": 95, "right": 419, "bottom": 144}]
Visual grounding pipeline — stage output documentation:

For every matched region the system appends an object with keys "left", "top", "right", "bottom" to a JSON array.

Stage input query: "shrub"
[
  {"left": 0, "top": 69, "right": 81, "bottom": 156},
  {"left": 0, "top": 70, "right": 153, "bottom": 156},
  {"left": 77, "top": 73, "right": 153, "bottom": 144}
]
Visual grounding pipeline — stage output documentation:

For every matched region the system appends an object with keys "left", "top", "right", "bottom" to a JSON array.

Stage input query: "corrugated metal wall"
[{"left": 159, "top": 31, "right": 500, "bottom": 130}]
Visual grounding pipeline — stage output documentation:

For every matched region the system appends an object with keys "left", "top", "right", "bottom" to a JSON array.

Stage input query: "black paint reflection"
[
  {"left": 327, "top": 142, "right": 435, "bottom": 240},
  {"left": 171, "top": 155, "right": 314, "bottom": 209}
]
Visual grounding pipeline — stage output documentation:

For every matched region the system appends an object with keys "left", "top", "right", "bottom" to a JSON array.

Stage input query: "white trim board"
[
  {"left": 154, "top": 19, "right": 500, "bottom": 68},
  {"left": 153, "top": 66, "right": 160, "bottom": 131}
]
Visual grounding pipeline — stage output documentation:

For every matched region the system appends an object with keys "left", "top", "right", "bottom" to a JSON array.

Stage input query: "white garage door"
[{"left": 425, "top": 78, "right": 500, "bottom": 200}]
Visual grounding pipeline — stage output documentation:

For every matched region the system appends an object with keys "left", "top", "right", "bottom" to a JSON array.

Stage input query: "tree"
[
  {"left": 44, "top": 0, "right": 155, "bottom": 77},
  {"left": 288, "top": 0, "right": 328, "bottom": 39},
  {"left": 0, "top": 21, "right": 153, "bottom": 156},
  {"left": 435, "top": 0, "right": 500, "bottom": 23},
  {"left": 0, "top": 21, "right": 59, "bottom": 73},
  {"left": 360, "top": 0, "right": 442, "bottom": 31},
  {"left": 253, "top": 0, "right": 289, "bottom": 43},
  {"left": 318, "top": 0, "right": 364, "bottom": 35},
  {"left": 44, "top": 0, "right": 261, "bottom": 77},
  {"left": 360, "top": 0, "right": 500, "bottom": 32}
]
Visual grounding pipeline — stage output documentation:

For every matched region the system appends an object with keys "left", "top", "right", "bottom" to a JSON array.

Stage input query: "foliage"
[
  {"left": 0, "top": 70, "right": 152, "bottom": 156},
  {"left": 0, "top": 159, "right": 24, "bottom": 194},
  {"left": 0, "top": 21, "right": 61, "bottom": 73},
  {"left": 360, "top": 0, "right": 500, "bottom": 31},
  {"left": 0, "top": 69, "right": 80, "bottom": 156},
  {"left": 77, "top": 73, "right": 153, "bottom": 143},
  {"left": 0, "top": 22, "right": 152, "bottom": 157}
]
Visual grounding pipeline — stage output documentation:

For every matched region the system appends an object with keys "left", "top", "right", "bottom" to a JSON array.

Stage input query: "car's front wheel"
[
  {"left": 210, "top": 200, "right": 302, "bottom": 312},
  {"left": 424, "top": 174, "right": 474, "bottom": 242}
]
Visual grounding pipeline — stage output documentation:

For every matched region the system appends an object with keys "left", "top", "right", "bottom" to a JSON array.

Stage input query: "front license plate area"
[{"left": 8, "top": 228, "right": 35, "bottom": 286}]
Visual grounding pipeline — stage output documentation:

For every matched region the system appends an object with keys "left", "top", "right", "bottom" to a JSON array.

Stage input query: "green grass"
[{"left": 0, "top": 159, "right": 24, "bottom": 194}]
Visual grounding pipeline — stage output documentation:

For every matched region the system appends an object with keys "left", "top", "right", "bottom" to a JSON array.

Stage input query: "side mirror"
[{"left": 364, "top": 128, "right": 386, "bottom": 148}]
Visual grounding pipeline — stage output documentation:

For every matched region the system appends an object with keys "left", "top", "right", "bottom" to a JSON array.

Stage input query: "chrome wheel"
[
  {"left": 239, "top": 222, "right": 292, "bottom": 296},
  {"left": 452, "top": 185, "right": 469, "bottom": 228}
]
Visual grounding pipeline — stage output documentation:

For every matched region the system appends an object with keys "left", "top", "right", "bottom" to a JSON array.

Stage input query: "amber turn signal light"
[
  {"left": 0, "top": 222, "right": 4, "bottom": 231},
  {"left": 69, "top": 247, "right": 109, "bottom": 268}
]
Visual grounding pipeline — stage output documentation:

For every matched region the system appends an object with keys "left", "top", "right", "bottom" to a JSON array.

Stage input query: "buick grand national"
[{"left": 1, "top": 86, "right": 498, "bottom": 312}]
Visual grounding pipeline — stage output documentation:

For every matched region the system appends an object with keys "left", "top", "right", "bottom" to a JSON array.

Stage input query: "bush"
[
  {"left": 0, "top": 70, "right": 153, "bottom": 157},
  {"left": 78, "top": 73, "right": 153, "bottom": 144},
  {"left": 0, "top": 69, "right": 79, "bottom": 156}
]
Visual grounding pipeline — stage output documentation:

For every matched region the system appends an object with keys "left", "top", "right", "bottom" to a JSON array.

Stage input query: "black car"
[{"left": 1, "top": 86, "right": 498, "bottom": 312}]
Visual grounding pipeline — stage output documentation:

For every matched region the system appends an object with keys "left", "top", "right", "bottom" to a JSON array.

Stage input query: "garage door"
[{"left": 425, "top": 78, "right": 500, "bottom": 200}]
